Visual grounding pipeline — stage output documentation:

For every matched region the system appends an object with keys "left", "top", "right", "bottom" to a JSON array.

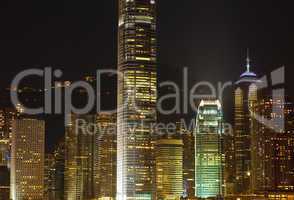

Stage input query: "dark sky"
[
  {"left": 0, "top": 0, "right": 293, "bottom": 82},
  {"left": 0, "top": 0, "right": 293, "bottom": 150}
]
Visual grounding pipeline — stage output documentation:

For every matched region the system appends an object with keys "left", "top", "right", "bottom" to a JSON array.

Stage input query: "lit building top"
[{"left": 237, "top": 50, "right": 259, "bottom": 85}]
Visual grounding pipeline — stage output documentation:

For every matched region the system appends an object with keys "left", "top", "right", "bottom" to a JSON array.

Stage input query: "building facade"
[
  {"left": 178, "top": 123, "right": 195, "bottom": 199},
  {"left": 95, "top": 113, "right": 117, "bottom": 200},
  {"left": 44, "top": 154, "right": 55, "bottom": 200},
  {"left": 10, "top": 119, "right": 45, "bottom": 200},
  {"left": 195, "top": 100, "right": 224, "bottom": 198},
  {"left": 251, "top": 97, "right": 294, "bottom": 195},
  {"left": 64, "top": 114, "right": 96, "bottom": 200},
  {"left": 234, "top": 55, "right": 259, "bottom": 194},
  {"left": 117, "top": 0, "right": 157, "bottom": 199},
  {"left": 0, "top": 108, "right": 18, "bottom": 200},
  {"left": 52, "top": 141, "right": 65, "bottom": 200},
  {"left": 155, "top": 139, "right": 183, "bottom": 200}
]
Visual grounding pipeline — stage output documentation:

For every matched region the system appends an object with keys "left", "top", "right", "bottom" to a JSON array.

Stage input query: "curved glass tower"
[
  {"left": 117, "top": 0, "right": 157, "bottom": 199},
  {"left": 195, "top": 100, "right": 224, "bottom": 198}
]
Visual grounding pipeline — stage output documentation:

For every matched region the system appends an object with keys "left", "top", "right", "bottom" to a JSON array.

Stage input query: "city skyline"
[
  {"left": 0, "top": 0, "right": 294, "bottom": 200},
  {"left": 0, "top": 1, "right": 293, "bottom": 150}
]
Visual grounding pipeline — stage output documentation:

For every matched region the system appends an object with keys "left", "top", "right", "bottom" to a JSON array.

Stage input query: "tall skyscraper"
[
  {"left": 95, "top": 113, "right": 117, "bottom": 200},
  {"left": 155, "top": 139, "right": 183, "bottom": 200},
  {"left": 117, "top": 0, "right": 157, "bottom": 199},
  {"left": 251, "top": 97, "right": 294, "bottom": 196},
  {"left": 195, "top": 100, "right": 224, "bottom": 198},
  {"left": 10, "top": 118, "right": 45, "bottom": 200},
  {"left": 64, "top": 114, "right": 96, "bottom": 200},
  {"left": 234, "top": 54, "right": 259, "bottom": 194},
  {"left": 177, "top": 122, "right": 195, "bottom": 199}
]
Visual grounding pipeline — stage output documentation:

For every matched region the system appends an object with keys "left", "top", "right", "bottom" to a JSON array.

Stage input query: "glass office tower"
[
  {"left": 11, "top": 119, "right": 45, "bottom": 200},
  {"left": 117, "top": 0, "right": 157, "bottom": 199},
  {"left": 64, "top": 114, "right": 96, "bottom": 200},
  {"left": 155, "top": 139, "right": 183, "bottom": 200},
  {"left": 195, "top": 100, "right": 224, "bottom": 198},
  {"left": 95, "top": 113, "right": 117, "bottom": 200},
  {"left": 234, "top": 54, "right": 259, "bottom": 194}
]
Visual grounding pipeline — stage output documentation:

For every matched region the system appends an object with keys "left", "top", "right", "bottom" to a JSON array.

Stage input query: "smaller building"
[{"left": 156, "top": 139, "right": 184, "bottom": 200}]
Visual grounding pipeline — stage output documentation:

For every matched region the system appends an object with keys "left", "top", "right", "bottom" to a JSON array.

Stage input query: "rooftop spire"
[
  {"left": 239, "top": 48, "right": 257, "bottom": 78},
  {"left": 246, "top": 48, "right": 250, "bottom": 72}
]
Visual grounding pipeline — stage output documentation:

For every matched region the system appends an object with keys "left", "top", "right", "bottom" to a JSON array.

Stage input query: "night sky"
[{"left": 0, "top": 0, "right": 293, "bottom": 150}]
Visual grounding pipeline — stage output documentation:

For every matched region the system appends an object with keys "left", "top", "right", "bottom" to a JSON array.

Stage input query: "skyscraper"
[
  {"left": 64, "top": 114, "right": 96, "bottom": 200},
  {"left": 0, "top": 108, "right": 18, "bottom": 139},
  {"left": 117, "top": 0, "right": 157, "bottom": 199},
  {"left": 195, "top": 100, "right": 224, "bottom": 198},
  {"left": 155, "top": 139, "right": 183, "bottom": 200},
  {"left": 0, "top": 108, "right": 17, "bottom": 200},
  {"left": 223, "top": 133, "right": 235, "bottom": 195},
  {"left": 52, "top": 141, "right": 65, "bottom": 200},
  {"left": 234, "top": 54, "right": 259, "bottom": 194},
  {"left": 251, "top": 97, "right": 294, "bottom": 196},
  {"left": 95, "top": 113, "right": 117, "bottom": 200},
  {"left": 177, "top": 122, "right": 195, "bottom": 199},
  {"left": 10, "top": 118, "right": 45, "bottom": 200},
  {"left": 44, "top": 154, "right": 55, "bottom": 200}
]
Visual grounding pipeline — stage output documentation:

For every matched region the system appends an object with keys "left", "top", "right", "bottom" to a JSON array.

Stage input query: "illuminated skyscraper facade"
[
  {"left": 0, "top": 108, "right": 17, "bottom": 200},
  {"left": 117, "top": 0, "right": 157, "bottom": 199},
  {"left": 10, "top": 119, "right": 45, "bottom": 200},
  {"left": 177, "top": 122, "right": 195, "bottom": 199},
  {"left": 251, "top": 97, "right": 294, "bottom": 195},
  {"left": 44, "top": 154, "right": 55, "bottom": 200},
  {"left": 223, "top": 133, "right": 235, "bottom": 195},
  {"left": 195, "top": 100, "right": 224, "bottom": 198},
  {"left": 234, "top": 55, "right": 259, "bottom": 194},
  {"left": 0, "top": 108, "right": 18, "bottom": 139},
  {"left": 155, "top": 139, "right": 183, "bottom": 200},
  {"left": 64, "top": 114, "right": 96, "bottom": 200},
  {"left": 49, "top": 141, "right": 65, "bottom": 200},
  {"left": 95, "top": 113, "right": 117, "bottom": 200}
]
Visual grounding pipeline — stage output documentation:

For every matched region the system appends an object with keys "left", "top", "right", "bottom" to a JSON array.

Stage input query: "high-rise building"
[
  {"left": 234, "top": 54, "right": 259, "bottom": 194},
  {"left": 52, "top": 141, "right": 65, "bottom": 200},
  {"left": 117, "top": 0, "right": 157, "bottom": 199},
  {"left": 177, "top": 122, "right": 195, "bottom": 199},
  {"left": 95, "top": 113, "right": 117, "bottom": 200},
  {"left": 0, "top": 139, "right": 10, "bottom": 200},
  {"left": 155, "top": 139, "right": 183, "bottom": 200},
  {"left": 44, "top": 154, "right": 55, "bottom": 200},
  {"left": 64, "top": 114, "right": 96, "bottom": 200},
  {"left": 195, "top": 100, "right": 224, "bottom": 198},
  {"left": 0, "top": 108, "right": 17, "bottom": 167},
  {"left": 44, "top": 142, "right": 65, "bottom": 200},
  {"left": 10, "top": 118, "right": 45, "bottom": 200},
  {"left": 0, "top": 108, "right": 17, "bottom": 200},
  {"left": 251, "top": 97, "right": 294, "bottom": 195},
  {"left": 0, "top": 108, "right": 18, "bottom": 139},
  {"left": 223, "top": 133, "right": 235, "bottom": 195}
]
